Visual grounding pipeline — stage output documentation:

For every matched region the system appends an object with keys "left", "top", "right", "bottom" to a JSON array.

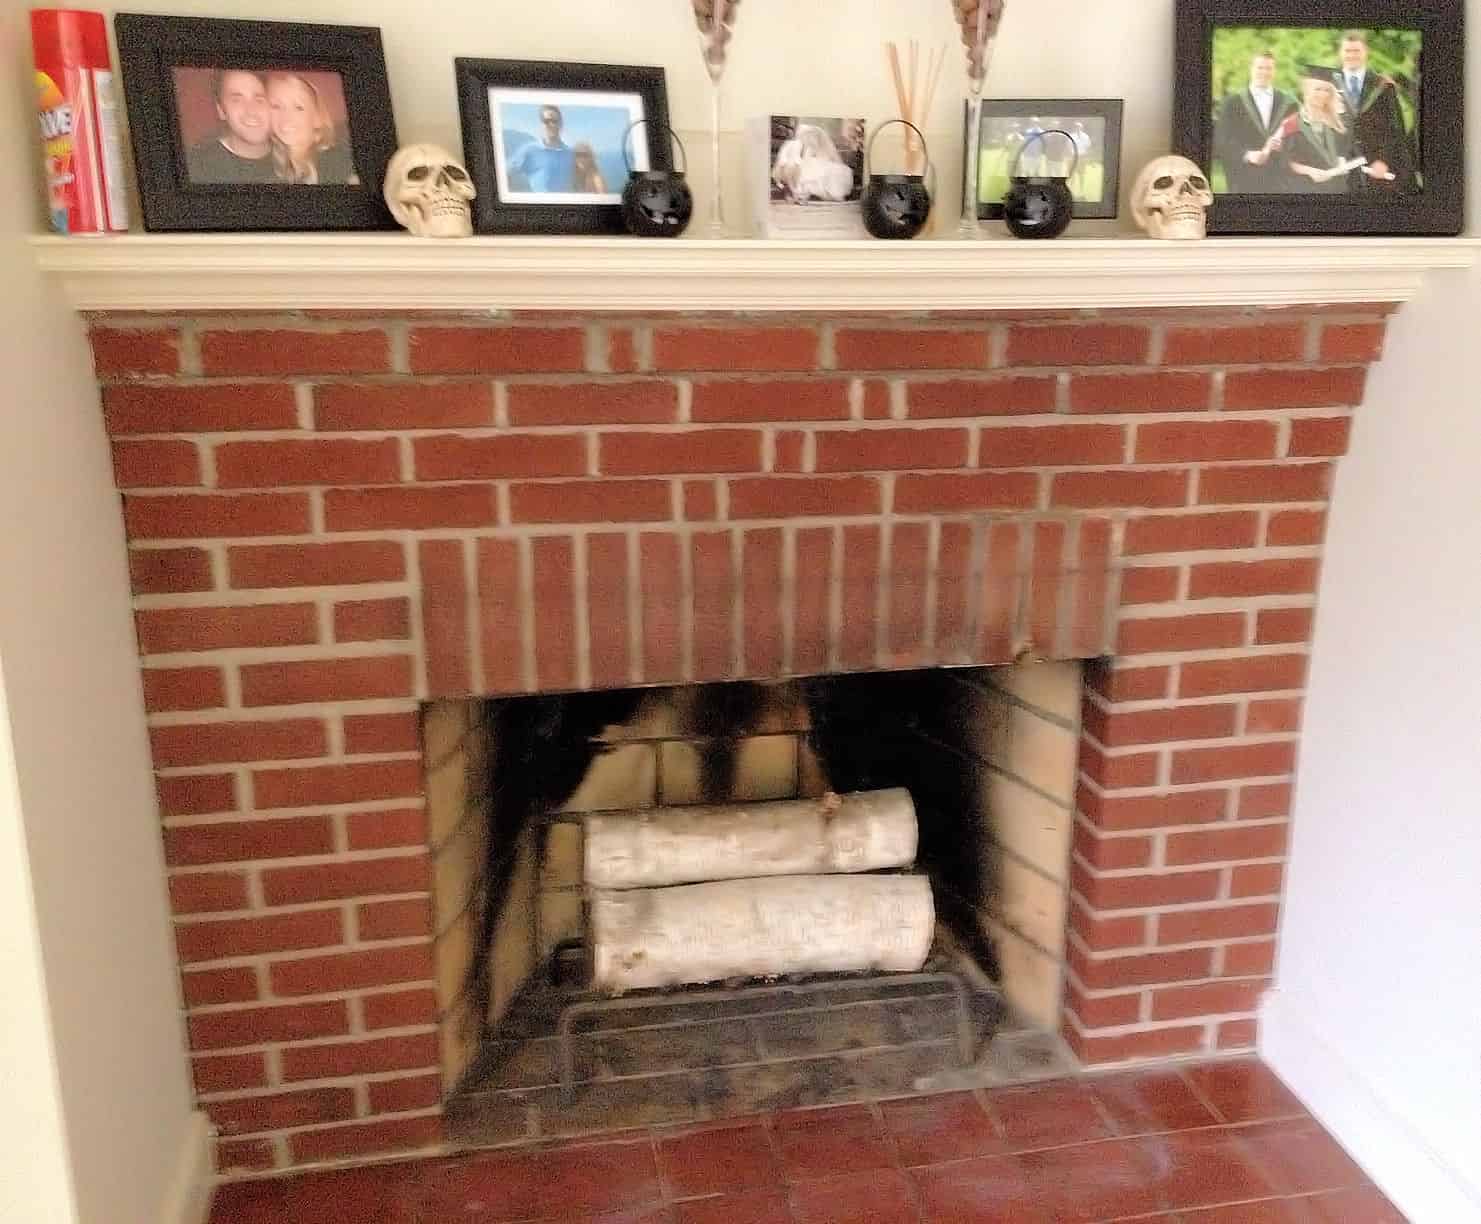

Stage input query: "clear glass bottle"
[
  {"left": 695, "top": 0, "right": 740, "bottom": 237},
  {"left": 953, "top": 0, "right": 1005, "bottom": 239}
]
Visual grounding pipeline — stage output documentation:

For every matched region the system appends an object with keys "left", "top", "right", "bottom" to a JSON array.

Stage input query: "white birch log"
[
  {"left": 590, "top": 873, "right": 934, "bottom": 991},
  {"left": 583, "top": 788, "right": 917, "bottom": 889}
]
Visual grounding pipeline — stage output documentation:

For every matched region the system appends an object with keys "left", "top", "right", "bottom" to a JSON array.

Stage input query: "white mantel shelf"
[{"left": 30, "top": 233, "right": 1478, "bottom": 314}]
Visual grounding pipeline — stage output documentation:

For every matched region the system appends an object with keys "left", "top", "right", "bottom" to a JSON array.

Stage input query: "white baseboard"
[
  {"left": 1260, "top": 991, "right": 1481, "bottom": 1224},
  {"left": 158, "top": 1111, "right": 214, "bottom": 1224}
]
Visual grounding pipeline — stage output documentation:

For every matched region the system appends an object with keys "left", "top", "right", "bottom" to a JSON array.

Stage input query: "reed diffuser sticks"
[{"left": 884, "top": 39, "right": 946, "bottom": 175}]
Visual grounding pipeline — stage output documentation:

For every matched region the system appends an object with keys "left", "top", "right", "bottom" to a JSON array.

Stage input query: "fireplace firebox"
[{"left": 428, "top": 665, "right": 1083, "bottom": 1142}]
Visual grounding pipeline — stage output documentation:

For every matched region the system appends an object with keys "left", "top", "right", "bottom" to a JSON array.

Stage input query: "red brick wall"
[{"left": 88, "top": 307, "right": 1388, "bottom": 1173}]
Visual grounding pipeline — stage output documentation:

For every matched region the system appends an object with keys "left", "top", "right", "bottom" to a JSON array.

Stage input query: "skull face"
[
  {"left": 384, "top": 144, "right": 476, "bottom": 238},
  {"left": 1131, "top": 155, "right": 1214, "bottom": 241}
]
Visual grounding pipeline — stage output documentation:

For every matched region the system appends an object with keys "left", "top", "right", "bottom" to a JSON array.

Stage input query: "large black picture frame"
[
  {"left": 115, "top": 13, "right": 399, "bottom": 232},
  {"left": 1173, "top": 0, "right": 1463, "bottom": 234},
  {"left": 455, "top": 58, "right": 673, "bottom": 235}
]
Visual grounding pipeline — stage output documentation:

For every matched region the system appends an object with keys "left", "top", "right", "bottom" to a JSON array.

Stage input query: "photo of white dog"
[
  {"left": 767, "top": 116, "right": 864, "bottom": 204},
  {"left": 771, "top": 123, "right": 856, "bottom": 202},
  {"left": 750, "top": 114, "right": 867, "bottom": 238}
]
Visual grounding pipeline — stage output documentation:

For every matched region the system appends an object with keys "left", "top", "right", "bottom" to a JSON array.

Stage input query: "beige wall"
[
  {"left": 1267, "top": 264, "right": 1481, "bottom": 1224},
  {"left": 1, "top": 1, "right": 197, "bottom": 1220},
  {"left": 1261, "top": 5, "right": 1481, "bottom": 1221},
  {"left": 0, "top": 660, "right": 77, "bottom": 1224}
]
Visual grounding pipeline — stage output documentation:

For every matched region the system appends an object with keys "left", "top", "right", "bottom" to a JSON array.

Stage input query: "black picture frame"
[
  {"left": 1173, "top": 0, "right": 1463, "bottom": 234},
  {"left": 455, "top": 58, "right": 673, "bottom": 235},
  {"left": 114, "top": 13, "right": 398, "bottom": 232},
  {"left": 973, "top": 99, "right": 1125, "bottom": 221}
]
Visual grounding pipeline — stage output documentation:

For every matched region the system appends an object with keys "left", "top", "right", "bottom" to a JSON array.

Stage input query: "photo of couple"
[
  {"left": 174, "top": 66, "right": 359, "bottom": 186},
  {"left": 489, "top": 88, "right": 645, "bottom": 206},
  {"left": 1210, "top": 27, "right": 1419, "bottom": 195}
]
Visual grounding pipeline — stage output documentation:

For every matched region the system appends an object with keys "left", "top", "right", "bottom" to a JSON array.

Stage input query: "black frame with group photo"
[
  {"left": 115, "top": 13, "right": 399, "bottom": 232},
  {"left": 1173, "top": 0, "right": 1464, "bottom": 235},
  {"left": 455, "top": 58, "right": 673, "bottom": 235},
  {"left": 972, "top": 98, "right": 1125, "bottom": 222}
]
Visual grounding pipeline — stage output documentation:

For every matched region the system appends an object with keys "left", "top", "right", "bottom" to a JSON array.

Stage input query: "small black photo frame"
[
  {"left": 974, "top": 99, "right": 1125, "bottom": 221},
  {"left": 455, "top": 58, "right": 673, "bottom": 234},
  {"left": 115, "top": 13, "right": 398, "bottom": 232},
  {"left": 1173, "top": 0, "right": 1463, "bottom": 234}
]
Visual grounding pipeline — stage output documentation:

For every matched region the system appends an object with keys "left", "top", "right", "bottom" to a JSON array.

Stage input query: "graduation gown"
[
  {"left": 1274, "top": 113, "right": 1355, "bottom": 194},
  {"left": 1345, "top": 73, "right": 1417, "bottom": 192},
  {"left": 1214, "top": 88, "right": 1298, "bottom": 192}
]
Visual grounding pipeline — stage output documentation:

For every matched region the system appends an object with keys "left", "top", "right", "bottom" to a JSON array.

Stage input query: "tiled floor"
[{"left": 208, "top": 1059, "right": 1406, "bottom": 1223}]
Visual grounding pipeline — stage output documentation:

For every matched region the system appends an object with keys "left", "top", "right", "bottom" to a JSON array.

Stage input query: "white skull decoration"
[
  {"left": 1131, "top": 155, "right": 1214, "bottom": 241},
  {"left": 384, "top": 144, "right": 476, "bottom": 238}
]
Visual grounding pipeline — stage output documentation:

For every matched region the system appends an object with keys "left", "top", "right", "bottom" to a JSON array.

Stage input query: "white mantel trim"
[{"left": 31, "top": 233, "right": 1478, "bottom": 314}]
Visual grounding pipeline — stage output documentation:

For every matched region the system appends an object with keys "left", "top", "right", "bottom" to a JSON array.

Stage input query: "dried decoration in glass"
[
  {"left": 692, "top": 0, "right": 741, "bottom": 236},
  {"left": 951, "top": 0, "right": 1006, "bottom": 238}
]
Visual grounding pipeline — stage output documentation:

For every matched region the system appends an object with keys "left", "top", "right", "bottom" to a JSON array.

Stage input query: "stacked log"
[
  {"left": 584, "top": 788, "right": 917, "bottom": 888},
  {"left": 592, "top": 873, "right": 933, "bottom": 991},
  {"left": 584, "top": 788, "right": 933, "bottom": 993}
]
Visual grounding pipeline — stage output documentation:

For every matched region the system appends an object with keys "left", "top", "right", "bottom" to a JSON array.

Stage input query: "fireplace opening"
[{"left": 427, "top": 662, "right": 1082, "bottom": 1145}]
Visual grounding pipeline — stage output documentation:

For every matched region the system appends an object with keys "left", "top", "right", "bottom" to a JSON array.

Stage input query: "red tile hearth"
[
  {"left": 87, "top": 307, "right": 1392, "bottom": 1172},
  {"left": 207, "top": 1060, "right": 1406, "bottom": 1223}
]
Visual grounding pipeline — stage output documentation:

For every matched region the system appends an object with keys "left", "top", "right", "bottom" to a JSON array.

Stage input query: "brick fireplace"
[{"left": 88, "top": 305, "right": 1387, "bottom": 1175}]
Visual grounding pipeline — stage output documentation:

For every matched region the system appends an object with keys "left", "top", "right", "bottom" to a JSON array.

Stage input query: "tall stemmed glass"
[
  {"left": 953, "top": 0, "right": 1006, "bottom": 239},
  {"left": 693, "top": 0, "right": 741, "bottom": 236}
]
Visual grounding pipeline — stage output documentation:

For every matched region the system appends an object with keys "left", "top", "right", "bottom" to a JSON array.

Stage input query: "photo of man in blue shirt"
[
  {"left": 492, "top": 90, "right": 641, "bottom": 202},
  {"left": 508, "top": 105, "right": 576, "bottom": 192}
]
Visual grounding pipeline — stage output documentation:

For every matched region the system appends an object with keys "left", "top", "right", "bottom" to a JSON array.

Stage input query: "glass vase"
[
  {"left": 959, "top": 89, "right": 985, "bottom": 239},
  {"left": 696, "top": 0, "right": 738, "bottom": 238},
  {"left": 952, "top": 0, "right": 1005, "bottom": 240},
  {"left": 705, "top": 60, "right": 729, "bottom": 237}
]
